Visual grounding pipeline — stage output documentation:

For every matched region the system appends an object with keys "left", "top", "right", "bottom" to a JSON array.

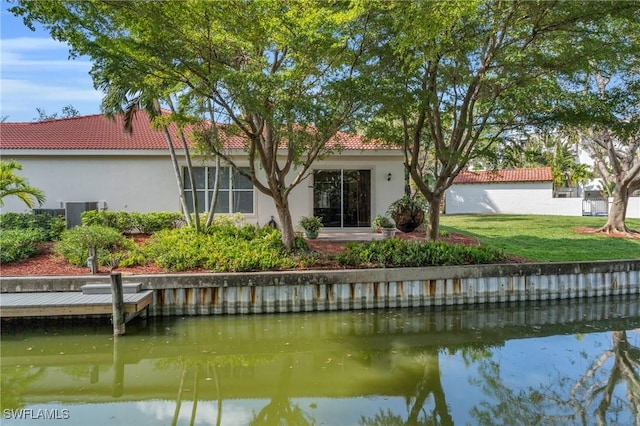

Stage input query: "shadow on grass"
[{"left": 445, "top": 214, "right": 531, "bottom": 222}]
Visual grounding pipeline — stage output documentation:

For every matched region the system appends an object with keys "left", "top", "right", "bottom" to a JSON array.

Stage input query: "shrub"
[
  {"left": 336, "top": 239, "right": 506, "bottom": 267},
  {"left": 54, "top": 225, "right": 144, "bottom": 267},
  {"left": 81, "top": 210, "right": 183, "bottom": 234},
  {"left": 0, "top": 212, "right": 65, "bottom": 241},
  {"left": 131, "top": 211, "right": 182, "bottom": 234},
  {"left": 0, "top": 229, "right": 43, "bottom": 263},
  {"left": 81, "top": 210, "right": 134, "bottom": 233},
  {"left": 145, "top": 223, "right": 297, "bottom": 272}
]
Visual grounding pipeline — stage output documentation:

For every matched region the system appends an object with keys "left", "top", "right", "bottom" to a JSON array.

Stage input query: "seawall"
[{"left": 1, "top": 260, "right": 638, "bottom": 316}]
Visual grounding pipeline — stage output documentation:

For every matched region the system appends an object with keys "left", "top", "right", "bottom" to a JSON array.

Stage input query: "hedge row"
[
  {"left": 0, "top": 212, "right": 65, "bottom": 241},
  {"left": 336, "top": 238, "right": 507, "bottom": 267}
]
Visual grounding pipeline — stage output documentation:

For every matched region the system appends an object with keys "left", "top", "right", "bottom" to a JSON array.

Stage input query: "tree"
[
  {"left": 581, "top": 129, "right": 639, "bottom": 234},
  {"left": 524, "top": 6, "right": 640, "bottom": 234},
  {"left": 34, "top": 104, "right": 79, "bottom": 121},
  {"left": 100, "top": 85, "right": 203, "bottom": 231},
  {"left": 572, "top": 72, "right": 640, "bottom": 234},
  {"left": 363, "top": 1, "right": 637, "bottom": 240},
  {"left": 0, "top": 160, "right": 46, "bottom": 208},
  {"left": 492, "top": 130, "right": 593, "bottom": 196},
  {"left": 11, "top": 1, "right": 371, "bottom": 250}
]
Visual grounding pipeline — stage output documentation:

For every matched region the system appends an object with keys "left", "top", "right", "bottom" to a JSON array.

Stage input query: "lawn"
[{"left": 440, "top": 214, "right": 640, "bottom": 262}]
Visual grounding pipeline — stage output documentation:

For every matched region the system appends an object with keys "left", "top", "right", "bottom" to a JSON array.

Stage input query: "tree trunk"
[
  {"left": 205, "top": 155, "right": 221, "bottom": 228},
  {"left": 426, "top": 195, "right": 442, "bottom": 241},
  {"left": 274, "top": 199, "right": 296, "bottom": 251},
  {"left": 597, "top": 183, "right": 636, "bottom": 234}
]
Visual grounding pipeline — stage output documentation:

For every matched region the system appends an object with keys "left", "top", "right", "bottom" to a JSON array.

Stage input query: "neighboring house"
[
  {"left": 446, "top": 167, "right": 561, "bottom": 215},
  {"left": 0, "top": 114, "right": 405, "bottom": 230},
  {"left": 446, "top": 166, "right": 640, "bottom": 218}
]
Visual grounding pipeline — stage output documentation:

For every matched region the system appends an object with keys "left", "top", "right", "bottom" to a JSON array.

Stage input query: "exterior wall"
[
  {"left": 612, "top": 196, "right": 640, "bottom": 219},
  {"left": 445, "top": 182, "right": 553, "bottom": 214},
  {"left": 281, "top": 155, "right": 405, "bottom": 230},
  {"left": 445, "top": 182, "right": 640, "bottom": 218},
  {"left": 0, "top": 154, "right": 179, "bottom": 213},
  {"left": 1, "top": 150, "right": 405, "bottom": 228},
  {"left": 1, "top": 260, "right": 638, "bottom": 316}
]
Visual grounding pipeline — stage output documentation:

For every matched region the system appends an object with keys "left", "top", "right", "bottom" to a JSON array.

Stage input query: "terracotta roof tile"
[
  {"left": 0, "top": 113, "right": 385, "bottom": 151},
  {"left": 453, "top": 167, "right": 553, "bottom": 184}
]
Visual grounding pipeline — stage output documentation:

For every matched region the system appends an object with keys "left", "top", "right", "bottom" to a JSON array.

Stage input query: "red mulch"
[{"left": 0, "top": 231, "right": 522, "bottom": 277}]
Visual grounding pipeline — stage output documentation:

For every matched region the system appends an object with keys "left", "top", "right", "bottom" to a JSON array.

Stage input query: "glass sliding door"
[{"left": 313, "top": 170, "right": 371, "bottom": 228}]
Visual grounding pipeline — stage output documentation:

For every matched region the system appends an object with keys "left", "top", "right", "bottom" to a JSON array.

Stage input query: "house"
[
  {"left": 446, "top": 166, "right": 640, "bottom": 218},
  {"left": 446, "top": 167, "right": 565, "bottom": 215},
  {"left": 0, "top": 114, "right": 405, "bottom": 230}
]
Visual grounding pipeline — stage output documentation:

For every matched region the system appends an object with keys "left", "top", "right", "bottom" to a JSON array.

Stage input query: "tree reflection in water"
[
  {"left": 2, "top": 298, "right": 640, "bottom": 425},
  {"left": 471, "top": 330, "right": 640, "bottom": 426},
  {"left": 570, "top": 330, "right": 640, "bottom": 425},
  {"left": 360, "top": 349, "right": 453, "bottom": 426},
  {"left": 0, "top": 367, "right": 46, "bottom": 410},
  {"left": 250, "top": 355, "right": 315, "bottom": 426}
]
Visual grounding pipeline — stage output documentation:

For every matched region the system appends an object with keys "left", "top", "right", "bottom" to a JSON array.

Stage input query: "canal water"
[{"left": 1, "top": 295, "right": 639, "bottom": 426}]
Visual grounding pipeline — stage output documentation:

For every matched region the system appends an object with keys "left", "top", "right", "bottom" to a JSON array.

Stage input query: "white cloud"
[
  {"left": 1, "top": 37, "right": 92, "bottom": 72},
  {"left": 0, "top": 35, "right": 102, "bottom": 121},
  {"left": 135, "top": 400, "right": 255, "bottom": 426},
  {"left": 1, "top": 36, "right": 67, "bottom": 51},
  {"left": 0, "top": 78, "right": 103, "bottom": 121}
]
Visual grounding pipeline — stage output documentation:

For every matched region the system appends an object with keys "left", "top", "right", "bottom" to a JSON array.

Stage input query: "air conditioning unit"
[{"left": 64, "top": 202, "right": 99, "bottom": 228}]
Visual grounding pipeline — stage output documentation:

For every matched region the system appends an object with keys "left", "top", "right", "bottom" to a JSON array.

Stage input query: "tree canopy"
[
  {"left": 361, "top": 0, "right": 639, "bottom": 239},
  {"left": 10, "top": 0, "right": 640, "bottom": 241},
  {"left": 11, "top": 0, "right": 372, "bottom": 249}
]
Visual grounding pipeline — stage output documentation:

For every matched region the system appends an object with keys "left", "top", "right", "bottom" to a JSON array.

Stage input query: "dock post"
[{"left": 110, "top": 272, "right": 126, "bottom": 336}]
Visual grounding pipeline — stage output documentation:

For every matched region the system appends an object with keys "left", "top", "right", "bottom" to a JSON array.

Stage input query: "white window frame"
[{"left": 183, "top": 166, "right": 254, "bottom": 214}]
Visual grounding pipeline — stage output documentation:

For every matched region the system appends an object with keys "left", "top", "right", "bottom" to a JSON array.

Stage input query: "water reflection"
[{"left": 1, "top": 295, "right": 639, "bottom": 425}]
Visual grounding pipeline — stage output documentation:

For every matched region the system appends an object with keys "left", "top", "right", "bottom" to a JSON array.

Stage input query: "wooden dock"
[{"left": 0, "top": 288, "right": 153, "bottom": 320}]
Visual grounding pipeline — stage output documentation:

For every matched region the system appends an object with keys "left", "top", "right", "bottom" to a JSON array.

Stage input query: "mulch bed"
[{"left": 0, "top": 231, "right": 521, "bottom": 277}]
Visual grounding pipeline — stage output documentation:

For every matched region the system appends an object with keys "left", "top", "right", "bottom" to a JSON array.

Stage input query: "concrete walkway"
[{"left": 315, "top": 231, "right": 383, "bottom": 241}]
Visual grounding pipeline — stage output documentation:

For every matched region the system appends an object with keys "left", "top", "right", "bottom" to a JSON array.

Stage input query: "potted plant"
[
  {"left": 373, "top": 215, "right": 396, "bottom": 238},
  {"left": 298, "top": 215, "right": 323, "bottom": 239},
  {"left": 386, "top": 196, "right": 427, "bottom": 233}
]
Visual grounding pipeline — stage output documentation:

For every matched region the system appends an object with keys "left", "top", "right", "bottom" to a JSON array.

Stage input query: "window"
[{"left": 183, "top": 166, "right": 254, "bottom": 214}]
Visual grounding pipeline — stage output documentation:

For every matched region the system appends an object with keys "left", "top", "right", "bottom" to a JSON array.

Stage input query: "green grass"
[{"left": 440, "top": 214, "right": 640, "bottom": 262}]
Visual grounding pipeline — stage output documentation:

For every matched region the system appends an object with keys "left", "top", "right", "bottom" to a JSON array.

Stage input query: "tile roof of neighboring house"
[
  {"left": 453, "top": 167, "right": 553, "bottom": 184},
  {"left": 0, "top": 113, "right": 386, "bottom": 151}
]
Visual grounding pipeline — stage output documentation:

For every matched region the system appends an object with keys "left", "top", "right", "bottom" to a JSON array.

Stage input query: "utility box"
[{"left": 64, "top": 202, "right": 98, "bottom": 228}]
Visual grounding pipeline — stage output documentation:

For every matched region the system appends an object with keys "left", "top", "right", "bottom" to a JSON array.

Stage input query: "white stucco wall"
[
  {"left": 611, "top": 196, "right": 640, "bottom": 219},
  {"left": 445, "top": 182, "right": 556, "bottom": 215},
  {"left": 1, "top": 153, "right": 179, "bottom": 214},
  {"left": 1, "top": 150, "right": 405, "bottom": 229},
  {"left": 446, "top": 181, "right": 640, "bottom": 218}
]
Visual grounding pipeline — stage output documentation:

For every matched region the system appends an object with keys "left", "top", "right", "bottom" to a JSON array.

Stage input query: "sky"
[{"left": 1, "top": 4, "right": 103, "bottom": 123}]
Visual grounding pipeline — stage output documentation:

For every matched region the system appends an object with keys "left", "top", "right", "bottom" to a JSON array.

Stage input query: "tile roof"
[
  {"left": 0, "top": 113, "right": 385, "bottom": 151},
  {"left": 453, "top": 167, "right": 553, "bottom": 184}
]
